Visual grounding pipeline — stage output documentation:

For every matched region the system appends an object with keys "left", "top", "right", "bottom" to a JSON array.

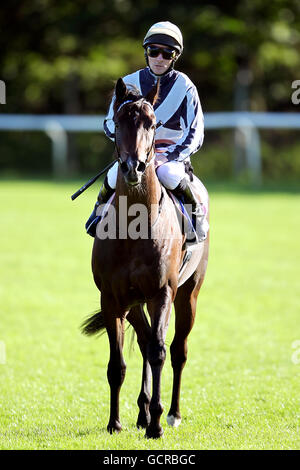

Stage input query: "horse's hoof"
[
  {"left": 137, "top": 412, "right": 150, "bottom": 429},
  {"left": 145, "top": 425, "right": 164, "bottom": 439},
  {"left": 166, "top": 414, "right": 182, "bottom": 428},
  {"left": 137, "top": 422, "right": 147, "bottom": 430},
  {"left": 107, "top": 420, "right": 122, "bottom": 434}
]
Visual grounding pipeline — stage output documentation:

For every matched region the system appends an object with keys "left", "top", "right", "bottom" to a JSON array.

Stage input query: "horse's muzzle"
[{"left": 120, "top": 157, "right": 146, "bottom": 185}]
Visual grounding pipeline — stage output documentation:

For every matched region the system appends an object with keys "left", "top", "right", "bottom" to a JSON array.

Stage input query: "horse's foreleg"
[
  {"left": 146, "top": 286, "right": 173, "bottom": 438},
  {"left": 127, "top": 305, "right": 151, "bottom": 429},
  {"left": 104, "top": 308, "right": 126, "bottom": 434}
]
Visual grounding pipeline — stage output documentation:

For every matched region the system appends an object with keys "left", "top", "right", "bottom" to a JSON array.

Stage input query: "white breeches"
[{"left": 107, "top": 159, "right": 187, "bottom": 190}]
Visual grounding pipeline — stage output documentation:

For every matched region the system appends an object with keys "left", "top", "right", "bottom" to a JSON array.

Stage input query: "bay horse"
[{"left": 82, "top": 77, "right": 209, "bottom": 438}]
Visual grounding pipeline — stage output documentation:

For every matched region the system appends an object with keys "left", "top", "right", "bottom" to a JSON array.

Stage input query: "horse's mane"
[
  {"left": 107, "top": 83, "right": 142, "bottom": 110},
  {"left": 124, "top": 83, "right": 160, "bottom": 107},
  {"left": 124, "top": 84, "right": 142, "bottom": 100}
]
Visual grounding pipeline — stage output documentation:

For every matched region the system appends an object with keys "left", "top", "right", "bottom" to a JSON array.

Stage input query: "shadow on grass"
[
  {"left": 74, "top": 426, "right": 108, "bottom": 437},
  {"left": 1, "top": 174, "right": 300, "bottom": 195},
  {"left": 204, "top": 179, "right": 300, "bottom": 195}
]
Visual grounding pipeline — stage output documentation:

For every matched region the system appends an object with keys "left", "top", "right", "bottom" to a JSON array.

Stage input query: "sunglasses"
[{"left": 146, "top": 45, "right": 177, "bottom": 61}]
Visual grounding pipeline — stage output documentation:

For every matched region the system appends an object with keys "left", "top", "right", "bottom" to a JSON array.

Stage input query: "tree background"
[{"left": 0, "top": 0, "right": 299, "bottom": 179}]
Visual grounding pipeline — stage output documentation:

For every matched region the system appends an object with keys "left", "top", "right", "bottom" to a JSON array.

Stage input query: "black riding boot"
[
  {"left": 172, "top": 178, "right": 207, "bottom": 243},
  {"left": 85, "top": 176, "right": 114, "bottom": 237}
]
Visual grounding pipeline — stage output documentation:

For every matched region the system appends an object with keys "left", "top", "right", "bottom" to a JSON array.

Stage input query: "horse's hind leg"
[
  {"left": 102, "top": 297, "right": 127, "bottom": 434},
  {"left": 127, "top": 304, "right": 151, "bottom": 429},
  {"left": 167, "top": 280, "right": 197, "bottom": 427},
  {"left": 167, "top": 243, "right": 208, "bottom": 427}
]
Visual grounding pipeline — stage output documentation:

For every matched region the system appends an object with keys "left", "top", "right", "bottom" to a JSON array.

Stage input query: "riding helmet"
[{"left": 143, "top": 21, "right": 183, "bottom": 55}]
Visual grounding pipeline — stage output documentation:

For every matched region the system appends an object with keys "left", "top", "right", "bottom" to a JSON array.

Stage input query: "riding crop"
[{"left": 71, "top": 159, "right": 117, "bottom": 201}]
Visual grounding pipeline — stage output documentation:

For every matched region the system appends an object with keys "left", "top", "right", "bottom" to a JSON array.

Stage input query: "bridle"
[
  {"left": 114, "top": 98, "right": 162, "bottom": 169},
  {"left": 71, "top": 97, "right": 162, "bottom": 201}
]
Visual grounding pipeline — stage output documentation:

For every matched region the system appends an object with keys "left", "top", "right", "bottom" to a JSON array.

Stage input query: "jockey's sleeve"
[
  {"left": 163, "top": 85, "right": 204, "bottom": 162},
  {"left": 103, "top": 95, "right": 116, "bottom": 140}
]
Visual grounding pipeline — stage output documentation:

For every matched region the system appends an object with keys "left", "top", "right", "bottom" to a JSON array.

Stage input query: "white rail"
[{"left": 1, "top": 112, "right": 300, "bottom": 181}]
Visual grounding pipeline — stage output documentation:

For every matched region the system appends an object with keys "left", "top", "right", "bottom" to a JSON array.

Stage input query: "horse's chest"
[
  {"left": 111, "top": 253, "right": 162, "bottom": 300},
  {"left": 123, "top": 259, "right": 157, "bottom": 288},
  {"left": 94, "top": 238, "right": 174, "bottom": 303}
]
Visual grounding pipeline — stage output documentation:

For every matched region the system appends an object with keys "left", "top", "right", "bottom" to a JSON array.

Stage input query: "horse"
[{"left": 82, "top": 77, "right": 209, "bottom": 439}]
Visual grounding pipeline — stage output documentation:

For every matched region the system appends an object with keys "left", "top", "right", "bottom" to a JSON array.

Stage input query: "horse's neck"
[{"left": 115, "top": 163, "right": 161, "bottom": 217}]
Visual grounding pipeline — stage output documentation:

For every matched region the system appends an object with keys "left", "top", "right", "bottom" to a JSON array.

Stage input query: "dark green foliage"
[
  {"left": 1, "top": 1, "right": 299, "bottom": 179},
  {"left": 1, "top": 0, "right": 299, "bottom": 114}
]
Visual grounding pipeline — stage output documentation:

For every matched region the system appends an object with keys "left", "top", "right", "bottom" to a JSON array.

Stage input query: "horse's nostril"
[
  {"left": 120, "top": 161, "right": 129, "bottom": 173},
  {"left": 137, "top": 162, "right": 146, "bottom": 173},
  {"left": 121, "top": 159, "right": 145, "bottom": 175}
]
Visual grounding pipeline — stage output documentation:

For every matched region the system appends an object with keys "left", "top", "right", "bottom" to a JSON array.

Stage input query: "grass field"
[{"left": 0, "top": 179, "right": 299, "bottom": 450}]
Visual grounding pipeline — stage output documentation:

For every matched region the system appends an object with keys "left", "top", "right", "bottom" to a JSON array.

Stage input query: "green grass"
[{"left": 0, "top": 179, "right": 299, "bottom": 450}]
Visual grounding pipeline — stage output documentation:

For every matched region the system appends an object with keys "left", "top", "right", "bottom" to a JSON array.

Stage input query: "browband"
[
  {"left": 116, "top": 100, "right": 133, "bottom": 114},
  {"left": 116, "top": 98, "right": 154, "bottom": 115}
]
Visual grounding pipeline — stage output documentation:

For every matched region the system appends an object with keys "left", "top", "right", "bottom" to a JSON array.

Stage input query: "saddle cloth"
[{"left": 168, "top": 176, "right": 209, "bottom": 287}]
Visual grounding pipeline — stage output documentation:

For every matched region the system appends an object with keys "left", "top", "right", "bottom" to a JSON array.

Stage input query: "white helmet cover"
[{"left": 143, "top": 21, "right": 183, "bottom": 54}]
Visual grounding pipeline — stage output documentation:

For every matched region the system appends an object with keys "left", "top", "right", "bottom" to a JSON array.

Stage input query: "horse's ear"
[
  {"left": 145, "top": 79, "right": 160, "bottom": 106},
  {"left": 115, "top": 78, "right": 127, "bottom": 102}
]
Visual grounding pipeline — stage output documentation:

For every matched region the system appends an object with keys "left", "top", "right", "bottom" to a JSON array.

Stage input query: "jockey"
[{"left": 86, "top": 21, "right": 206, "bottom": 242}]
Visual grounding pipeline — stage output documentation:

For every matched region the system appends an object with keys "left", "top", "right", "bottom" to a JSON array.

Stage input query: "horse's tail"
[{"left": 81, "top": 309, "right": 106, "bottom": 336}]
